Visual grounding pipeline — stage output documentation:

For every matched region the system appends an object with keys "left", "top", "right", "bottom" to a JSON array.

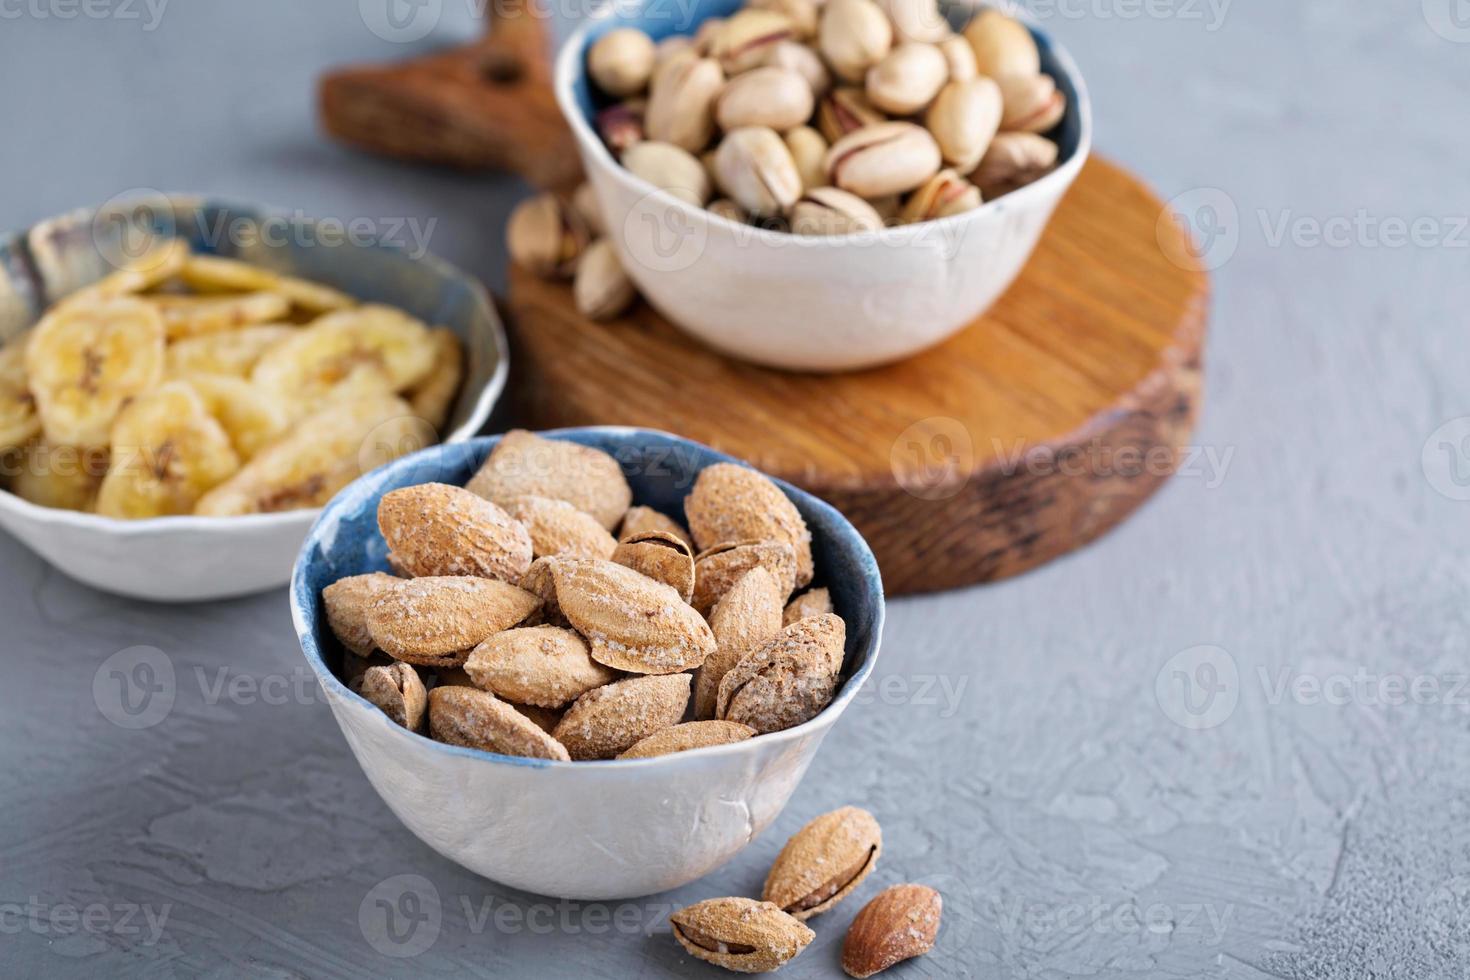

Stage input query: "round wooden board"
[{"left": 505, "top": 157, "right": 1209, "bottom": 595}]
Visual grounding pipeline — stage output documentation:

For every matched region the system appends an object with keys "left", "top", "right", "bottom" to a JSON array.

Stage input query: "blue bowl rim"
[
  {"left": 290, "top": 425, "right": 887, "bottom": 770},
  {"left": 0, "top": 193, "right": 509, "bottom": 535}
]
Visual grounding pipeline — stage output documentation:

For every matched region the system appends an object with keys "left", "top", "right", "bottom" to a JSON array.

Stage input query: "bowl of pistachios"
[{"left": 552, "top": 0, "right": 1090, "bottom": 372}]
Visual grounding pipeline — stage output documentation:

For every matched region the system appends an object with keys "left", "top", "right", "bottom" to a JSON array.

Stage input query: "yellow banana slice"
[
  {"left": 8, "top": 442, "right": 107, "bottom": 512},
  {"left": 71, "top": 239, "right": 190, "bottom": 300},
  {"left": 164, "top": 324, "right": 296, "bottom": 379},
  {"left": 407, "top": 328, "right": 465, "bottom": 433},
  {"left": 95, "top": 381, "right": 241, "bottom": 519},
  {"left": 182, "top": 374, "right": 288, "bottom": 461},
  {"left": 24, "top": 296, "right": 166, "bottom": 449},
  {"left": 0, "top": 340, "right": 41, "bottom": 453},
  {"left": 148, "top": 291, "right": 291, "bottom": 340},
  {"left": 195, "top": 393, "right": 430, "bottom": 516},
  {"left": 250, "top": 305, "right": 437, "bottom": 419},
  {"left": 179, "top": 255, "right": 356, "bottom": 313}
]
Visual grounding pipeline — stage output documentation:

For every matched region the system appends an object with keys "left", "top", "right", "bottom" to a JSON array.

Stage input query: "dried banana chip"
[
  {"left": 0, "top": 340, "right": 41, "bottom": 453},
  {"left": 148, "top": 291, "right": 291, "bottom": 340},
  {"left": 179, "top": 255, "right": 355, "bottom": 313},
  {"left": 95, "top": 381, "right": 241, "bottom": 519},
  {"left": 8, "top": 442, "right": 107, "bottom": 512},
  {"left": 71, "top": 239, "right": 190, "bottom": 300},
  {"left": 24, "top": 296, "right": 165, "bottom": 449},
  {"left": 194, "top": 393, "right": 430, "bottom": 516},
  {"left": 164, "top": 324, "right": 296, "bottom": 379},
  {"left": 251, "top": 305, "right": 437, "bottom": 418},
  {"left": 182, "top": 374, "right": 289, "bottom": 461},
  {"left": 406, "top": 327, "right": 465, "bottom": 433}
]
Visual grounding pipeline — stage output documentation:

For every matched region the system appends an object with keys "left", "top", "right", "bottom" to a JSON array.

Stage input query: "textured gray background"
[{"left": 3, "top": 1, "right": 1469, "bottom": 977}]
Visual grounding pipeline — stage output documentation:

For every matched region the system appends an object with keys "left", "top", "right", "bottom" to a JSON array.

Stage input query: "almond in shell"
[
  {"left": 764, "top": 806, "right": 881, "bottom": 920},
  {"left": 692, "top": 539, "right": 797, "bottom": 615},
  {"left": 359, "top": 662, "right": 428, "bottom": 730},
  {"left": 367, "top": 576, "right": 541, "bottom": 667},
  {"left": 428, "top": 686, "right": 571, "bottom": 761},
  {"left": 505, "top": 494, "right": 619, "bottom": 560},
  {"left": 323, "top": 571, "right": 398, "bottom": 656},
  {"left": 716, "top": 614, "right": 846, "bottom": 733},
  {"left": 685, "top": 463, "right": 813, "bottom": 587},
  {"left": 695, "top": 566, "right": 783, "bottom": 720},
  {"left": 466, "top": 429, "right": 632, "bottom": 530},
  {"left": 551, "top": 559, "right": 715, "bottom": 674},
  {"left": 518, "top": 556, "right": 566, "bottom": 626},
  {"left": 463, "top": 625, "right": 618, "bottom": 707},
  {"left": 783, "top": 587, "right": 833, "bottom": 625},
  {"left": 612, "top": 531, "right": 695, "bottom": 603},
  {"left": 841, "top": 884, "right": 941, "bottom": 978},
  {"left": 378, "top": 482, "right": 533, "bottom": 582},
  {"left": 619, "top": 505, "right": 693, "bottom": 549},
  {"left": 552, "top": 673, "right": 691, "bottom": 760},
  {"left": 670, "top": 897, "right": 815, "bottom": 973},
  {"left": 618, "top": 720, "right": 756, "bottom": 759}
]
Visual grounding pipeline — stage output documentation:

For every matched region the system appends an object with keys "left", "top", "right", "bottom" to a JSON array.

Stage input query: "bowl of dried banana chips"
[{"left": 0, "top": 195, "right": 505, "bottom": 601}]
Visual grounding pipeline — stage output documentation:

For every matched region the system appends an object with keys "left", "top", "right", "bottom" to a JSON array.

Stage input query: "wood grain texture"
[{"left": 507, "top": 157, "right": 1209, "bottom": 594}]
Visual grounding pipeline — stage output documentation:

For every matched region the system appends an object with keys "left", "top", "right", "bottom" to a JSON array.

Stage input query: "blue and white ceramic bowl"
[
  {"left": 555, "top": 0, "right": 1092, "bottom": 371},
  {"left": 0, "top": 195, "right": 506, "bottom": 601},
  {"left": 291, "top": 428, "right": 885, "bottom": 900}
]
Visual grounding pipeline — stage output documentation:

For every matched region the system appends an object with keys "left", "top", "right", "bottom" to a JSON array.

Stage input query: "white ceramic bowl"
[
  {"left": 291, "top": 428, "right": 885, "bottom": 900},
  {"left": 0, "top": 197, "right": 506, "bottom": 602},
  {"left": 555, "top": 0, "right": 1093, "bottom": 372}
]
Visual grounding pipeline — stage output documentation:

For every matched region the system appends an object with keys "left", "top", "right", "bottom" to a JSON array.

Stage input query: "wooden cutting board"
[{"left": 320, "top": 22, "right": 1209, "bottom": 595}]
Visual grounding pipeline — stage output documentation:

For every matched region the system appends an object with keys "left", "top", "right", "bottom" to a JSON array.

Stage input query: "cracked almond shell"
[
  {"left": 619, "top": 505, "right": 693, "bottom": 549},
  {"left": 359, "top": 662, "right": 428, "bottom": 730},
  {"left": 670, "top": 897, "right": 815, "bottom": 973},
  {"left": 841, "top": 884, "right": 941, "bottom": 978},
  {"left": 783, "top": 587, "right": 832, "bottom": 626},
  {"left": 612, "top": 531, "right": 695, "bottom": 602},
  {"left": 618, "top": 720, "right": 756, "bottom": 759},
  {"left": 366, "top": 576, "right": 541, "bottom": 666},
  {"left": 505, "top": 494, "right": 618, "bottom": 560},
  {"left": 428, "top": 686, "right": 571, "bottom": 761},
  {"left": 764, "top": 806, "right": 882, "bottom": 920},
  {"left": 323, "top": 572, "right": 398, "bottom": 656},
  {"left": 716, "top": 614, "right": 846, "bottom": 732},
  {"left": 466, "top": 429, "right": 632, "bottom": 530},
  {"left": 378, "top": 482, "right": 533, "bottom": 582},
  {"left": 685, "top": 463, "right": 813, "bottom": 587},
  {"left": 463, "top": 625, "right": 618, "bottom": 707},
  {"left": 551, "top": 559, "right": 715, "bottom": 674},
  {"left": 691, "top": 539, "right": 798, "bottom": 615},
  {"left": 695, "top": 567, "right": 783, "bottom": 720},
  {"left": 552, "top": 673, "right": 691, "bottom": 760}
]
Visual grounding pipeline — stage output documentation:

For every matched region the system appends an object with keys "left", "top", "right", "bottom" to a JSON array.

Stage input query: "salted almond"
[
  {"left": 551, "top": 559, "right": 715, "bottom": 674},
  {"left": 716, "top": 614, "right": 846, "bottom": 732},
  {"left": 783, "top": 586, "right": 832, "bottom": 626},
  {"left": 618, "top": 720, "right": 755, "bottom": 759},
  {"left": 764, "top": 806, "right": 881, "bottom": 920},
  {"left": 612, "top": 531, "right": 695, "bottom": 602},
  {"left": 343, "top": 650, "right": 395, "bottom": 692},
  {"left": 323, "top": 572, "right": 397, "bottom": 656},
  {"left": 428, "top": 686, "right": 570, "bottom": 761},
  {"left": 685, "top": 463, "right": 813, "bottom": 587},
  {"left": 691, "top": 540, "right": 797, "bottom": 615},
  {"left": 670, "top": 897, "right": 814, "bottom": 973},
  {"left": 366, "top": 576, "right": 541, "bottom": 666},
  {"left": 619, "top": 505, "right": 693, "bottom": 549},
  {"left": 505, "top": 494, "right": 618, "bottom": 560},
  {"left": 695, "top": 567, "right": 783, "bottom": 720},
  {"left": 378, "top": 483, "right": 533, "bottom": 582},
  {"left": 517, "top": 556, "right": 565, "bottom": 625},
  {"left": 466, "top": 429, "right": 632, "bottom": 530},
  {"left": 359, "top": 662, "right": 428, "bottom": 730},
  {"left": 464, "top": 625, "right": 618, "bottom": 707},
  {"left": 552, "top": 673, "right": 690, "bottom": 760},
  {"left": 841, "top": 884, "right": 942, "bottom": 978}
]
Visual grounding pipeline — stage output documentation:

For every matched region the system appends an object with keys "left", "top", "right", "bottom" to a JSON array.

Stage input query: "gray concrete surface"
[{"left": 3, "top": 1, "right": 1469, "bottom": 976}]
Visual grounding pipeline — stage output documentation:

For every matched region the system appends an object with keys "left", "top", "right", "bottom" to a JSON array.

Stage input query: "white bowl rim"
[
  {"left": 0, "top": 195, "right": 510, "bottom": 537},
  {"left": 290, "top": 424, "right": 887, "bottom": 771},
  {"left": 553, "top": 0, "right": 1094, "bottom": 246}
]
